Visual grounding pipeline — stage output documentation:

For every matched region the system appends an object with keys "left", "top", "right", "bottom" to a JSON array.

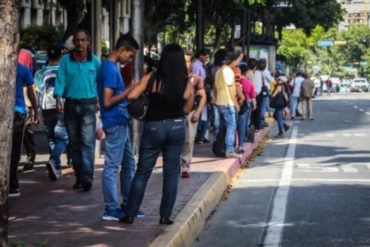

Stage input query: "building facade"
[
  {"left": 338, "top": 0, "right": 370, "bottom": 30},
  {"left": 20, "top": 0, "right": 131, "bottom": 44}
]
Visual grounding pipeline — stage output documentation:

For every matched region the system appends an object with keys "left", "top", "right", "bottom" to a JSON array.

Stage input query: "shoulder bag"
[
  {"left": 127, "top": 72, "right": 156, "bottom": 120},
  {"left": 269, "top": 86, "right": 287, "bottom": 109},
  {"left": 260, "top": 74, "right": 269, "bottom": 97}
]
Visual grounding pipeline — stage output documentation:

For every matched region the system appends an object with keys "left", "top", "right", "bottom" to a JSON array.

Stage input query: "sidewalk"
[{"left": 9, "top": 126, "right": 270, "bottom": 247}]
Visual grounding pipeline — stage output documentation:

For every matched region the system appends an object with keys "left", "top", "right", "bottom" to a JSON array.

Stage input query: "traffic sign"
[
  {"left": 334, "top": 41, "right": 347, "bottom": 46},
  {"left": 360, "top": 61, "right": 368, "bottom": 66},
  {"left": 318, "top": 40, "right": 334, "bottom": 47}
]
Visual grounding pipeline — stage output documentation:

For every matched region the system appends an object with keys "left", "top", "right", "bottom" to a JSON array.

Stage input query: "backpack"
[
  {"left": 37, "top": 67, "right": 58, "bottom": 110},
  {"left": 212, "top": 127, "right": 226, "bottom": 157}
]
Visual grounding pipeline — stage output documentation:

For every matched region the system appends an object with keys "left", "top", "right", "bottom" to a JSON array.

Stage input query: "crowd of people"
[{"left": 10, "top": 29, "right": 316, "bottom": 225}]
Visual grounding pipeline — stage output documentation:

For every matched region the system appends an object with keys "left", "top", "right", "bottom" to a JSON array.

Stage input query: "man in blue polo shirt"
[
  {"left": 10, "top": 63, "right": 40, "bottom": 197},
  {"left": 97, "top": 34, "right": 145, "bottom": 220},
  {"left": 54, "top": 29, "right": 101, "bottom": 191}
]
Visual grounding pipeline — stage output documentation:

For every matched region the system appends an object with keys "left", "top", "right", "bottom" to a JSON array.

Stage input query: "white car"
[{"left": 350, "top": 78, "right": 368, "bottom": 92}]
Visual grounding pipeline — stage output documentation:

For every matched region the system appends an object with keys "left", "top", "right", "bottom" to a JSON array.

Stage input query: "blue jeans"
[
  {"left": 274, "top": 108, "right": 285, "bottom": 134},
  {"left": 212, "top": 104, "right": 221, "bottom": 141},
  {"left": 196, "top": 105, "right": 212, "bottom": 140},
  {"left": 217, "top": 105, "right": 237, "bottom": 153},
  {"left": 42, "top": 109, "right": 69, "bottom": 170},
  {"left": 64, "top": 100, "right": 96, "bottom": 183},
  {"left": 126, "top": 119, "right": 186, "bottom": 218},
  {"left": 237, "top": 101, "right": 252, "bottom": 145},
  {"left": 52, "top": 117, "right": 68, "bottom": 169},
  {"left": 103, "top": 124, "right": 135, "bottom": 210},
  {"left": 290, "top": 96, "right": 299, "bottom": 118},
  {"left": 260, "top": 96, "right": 269, "bottom": 125}
]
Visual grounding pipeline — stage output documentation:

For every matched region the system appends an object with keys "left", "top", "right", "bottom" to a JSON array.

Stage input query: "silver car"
[{"left": 350, "top": 78, "right": 369, "bottom": 92}]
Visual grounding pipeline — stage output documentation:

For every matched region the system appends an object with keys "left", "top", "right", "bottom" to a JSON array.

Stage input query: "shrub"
[{"left": 20, "top": 25, "right": 63, "bottom": 50}]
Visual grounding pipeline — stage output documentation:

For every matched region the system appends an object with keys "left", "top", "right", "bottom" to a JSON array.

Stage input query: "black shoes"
[
  {"left": 23, "top": 160, "right": 34, "bottom": 171},
  {"left": 284, "top": 124, "right": 290, "bottom": 132},
  {"left": 9, "top": 187, "right": 21, "bottom": 197},
  {"left": 119, "top": 216, "right": 174, "bottom": 225},
  {"left": 73, "top": 182, "right": 84, "bottom": 189},
  {"left": 159, "top": 217, "right": 174, "bottom": 225},
  {"left": 82, "top": 181, "right": 92, "bottom": 191},
  {"left": 73, "top": 180, "right": 92, "bottom": 191},
  {"left": 120, "top": 215, "right": 134, "bottom": 224}
]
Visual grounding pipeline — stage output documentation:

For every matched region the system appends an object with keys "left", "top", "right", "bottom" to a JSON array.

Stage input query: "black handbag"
[
  {"left": 238, "top": 101, "right": 249, "bottom": 115},
  {"left": 260, "top": 74, "right": 269, "bottom": 97},
  {"left": 269, "top": 86, "right": 287, "bottom": 109},
  {"left": 127, "top": 72, "right": 156, "bottom": 120}
]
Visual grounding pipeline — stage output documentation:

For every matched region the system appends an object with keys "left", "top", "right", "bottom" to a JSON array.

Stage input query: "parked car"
[{"left": 350, "top": 78, "right": 369, "bottom": 92}]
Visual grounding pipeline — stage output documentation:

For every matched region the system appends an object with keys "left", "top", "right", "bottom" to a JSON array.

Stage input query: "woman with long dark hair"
[{"left": 120, "top": 44, "right": 194, "bottom": 225}]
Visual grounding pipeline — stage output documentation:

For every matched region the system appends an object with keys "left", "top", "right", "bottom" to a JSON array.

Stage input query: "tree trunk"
[
  {"left": 0, "top": 1, "right": 20, "bottom": 246},
  {"left": 130, "top": 0, "right": 145, "bottom": 156},
  {"left": 229, "top": 15, "right": 236, "bottom": 49},
  {"left": 213, "top": 25, "right": 222, "bottom": 51},
  {"left": 196, "top": 0, "right": 204, "bottom": 52}
]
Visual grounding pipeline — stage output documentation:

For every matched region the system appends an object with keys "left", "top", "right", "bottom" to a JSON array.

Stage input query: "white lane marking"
[
  {"left": 324, "top": 133, "right": 335, "bottom": 138},
  {"left": 296, "top": 163, "right": 310, "bottom": 168},
  {"left": 353, "top": 133, "right": 366, "bottom": 137},
  {"left": 366, "top": 112, "right": 370, "bottom": 116},
  {"left": 292, "top": 178, "right": 370, "bottom": 183},
  {"left": 367, "top": 164, "right": 370, "bottom": 170},
  {"left": 241, "top": 178, "right": 370, "bottom": 184},
  {"left": 342, "top": 133, "right": 351, "bottom": 137},
  {"left": 323, "top": 167, "right": 339, "bottom": 172},
  {"left": 359, "top": 109, "right": 364, "bottom": 112},
  {"left": 340, "top": 165, "right": 358, "bottom": 173},
  {"left": 263, "top": 127, "right": 298, "bottom": 246},
  {"left": 298, "top": 167, "right": 339, "bottom": 173},
  {"left": 354, "top": 105, "right": 358, "bottom": 109}
]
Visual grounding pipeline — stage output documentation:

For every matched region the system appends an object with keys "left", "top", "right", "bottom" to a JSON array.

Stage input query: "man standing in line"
[
  {"left": 214, "top": 51, "right": 241, "bottom": 158},
  {"left": 9, "top": 63, "right": 40, "bottom": 197},
  {"left": 192, "top": 49, "right": 210, "bottom": 144},
  {"left": 180, "top": 51, "right": 206, "bottom": 178},
  {"left": 289, "top": 71, "right": 305, "bottom": 120},
  {"left": 54, "top": 29, "right": 101, "bottom": 191},
  {"left": 300, "top": 73, "right": 315, "bottom": 120},
  {"left": 97, "top": 34, "right": 145, "bottom": 220},
  {"left": 255, "top": 59, "right": 274, "bottom": 127}
]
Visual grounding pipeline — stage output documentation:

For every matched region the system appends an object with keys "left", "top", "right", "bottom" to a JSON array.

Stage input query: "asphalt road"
[{"left": 192, "top": 92, "right": 370, "bottom": 247}]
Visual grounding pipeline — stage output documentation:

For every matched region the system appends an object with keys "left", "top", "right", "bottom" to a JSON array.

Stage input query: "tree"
[
  {"left": 0, "top": 1, "right": 20, "bottom": 246},
  {"left": 237, "top": 0, "right": 343, "bottom": 40},
  {"left": 306, "top": 26, "right": 370, "bottom": 78},
  {"left": 144, "top": 0, "right": 188, "bottom": 46},
  {"left": 58, "top": 0, "right": 87, "bottom": 41},
  {"left": 277, "top": 28, "right": 308, "bottom": 71}
]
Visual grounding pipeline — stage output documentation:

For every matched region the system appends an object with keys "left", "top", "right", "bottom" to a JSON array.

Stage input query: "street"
[{"left": 192, "top": 92, "right": 370, "bottom": 247}]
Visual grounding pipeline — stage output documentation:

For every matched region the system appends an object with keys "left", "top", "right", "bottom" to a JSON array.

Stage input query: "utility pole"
[
  {"left": 109, "top": 0, "right": 120, "bottom": 52},
  {"left": 130, "top": 0, "right": 145, "bottom": 155}
]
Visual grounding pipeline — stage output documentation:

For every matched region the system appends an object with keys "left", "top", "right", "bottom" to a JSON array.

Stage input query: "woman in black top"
[{"left": 120, "top": 44, "right": 194, "bottom": 225}]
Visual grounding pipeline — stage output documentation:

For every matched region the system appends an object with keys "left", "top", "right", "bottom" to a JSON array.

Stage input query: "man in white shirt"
[
  {"left": 255, "top": 59, "right": 274, "bottom": 127},
  {"left": 289, "top": 72, "right": 305, "bottom": 119}
]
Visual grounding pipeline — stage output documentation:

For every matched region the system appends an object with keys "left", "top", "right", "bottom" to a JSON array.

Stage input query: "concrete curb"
[{"left": 149, "top": 127, "right": 270, "bottom": 247}]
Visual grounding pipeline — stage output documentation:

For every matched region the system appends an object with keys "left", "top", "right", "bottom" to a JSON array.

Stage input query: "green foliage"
[
  {"left": 305, "top": 25, "right": 370, "bottom": 78},
  {"left": 233, "top": 0, "right": 265, "bottom": 8},
  {"left": 101, "top": 40, "right": 109, "bottom": 55},
  {"left": 277, "top": 29, "right": 308, "bottom": 71},
  {"left": 20, "top": 25, "right": 63, "bottom": 49}
]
